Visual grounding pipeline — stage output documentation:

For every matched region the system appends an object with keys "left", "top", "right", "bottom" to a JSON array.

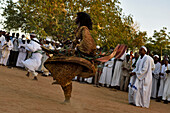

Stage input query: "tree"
[
  {"left": 1, "top": 0, "right": 147, "bottom": 50},
  {"left": 145, "top": 27, "right": 170, "bottom": 57}
]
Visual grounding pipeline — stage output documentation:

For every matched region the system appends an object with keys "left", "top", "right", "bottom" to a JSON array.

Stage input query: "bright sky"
[{"left": 119, "top": 0, "right": 170, "bottom": 37}]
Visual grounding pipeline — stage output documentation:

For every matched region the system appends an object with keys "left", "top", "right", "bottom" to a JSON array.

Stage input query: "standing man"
[
  {"left": 162, "top": 58, "right": 170, "bottom": 104},
  {"left": 40, "top": 37, "right": 52, "bottom": 77},
  {"left": 157, "top": 58, "right": 169, "bottom": 102},
  {"left": 0, "top": 36, "right": 13, "bottom": 66},
  {"left": 16, "top": 37, "right": 27, "bottom": 68},
  {"left": 120, "top": 54, "right": 131, "bottom": 91},
  {"left": 132, "top": 52, "right": 139, "bottom": 69},
  {"left": 0, "top": 31, "right": 5, "bottom": 59},
  {"left": 128, "top": 46, "right": 155, "bottom": 108},
  {"left": 110, "top": 45, "right": 127, "bottom": 89},
  {"left": 151, "top": 55, "right": 161, "bottom": 99},
  {"left": 8, "top": 33, "right": 19, "bottom": 67},
  {"left": 22, "top": 33, "right": 42, "bottom": 80}
]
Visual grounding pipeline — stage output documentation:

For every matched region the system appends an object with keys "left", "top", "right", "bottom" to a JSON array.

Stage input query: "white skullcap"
[
  {"left": 154, "top": 55, "right": 159, "bottom": 58},
  {"left": 141, "top": 46, "right": 147, "bottom": 52},
  {"left": 22, "top": 38, "right": 26, "bottom": 40},
  {"left": 26, "top": 36, "right": 31, "bottom": 40},
  {"left": 30, "top": 33, "right": 36, "bottom": 37},
  {"left": 52, "top": 40, "right": 55, "bottom": 43},
  {"left": 57, "top": 47, "right": 61, "bottom": 50},
  {"left": 96, "top": 45, "right": 100, "bottom": 49},
  {"left": 56, "top": 41, "right": 60, "bottom": 44},
  {"left": 165, "top": 58, "right": 169, "bottom": 61},
  {"left": 46, "top": 37, "right": 51, "bottom": 42}
]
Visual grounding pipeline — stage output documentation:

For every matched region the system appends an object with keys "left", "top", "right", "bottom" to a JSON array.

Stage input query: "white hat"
[
  {"left": 165, "top": 58, "right": 169, "bottom": 61},
  {"left": 52, "top": 40, "right": 55, "bottom": 43},
  {"left": 22, "top": 38, "right": 26, "bottom": 40},
  {"left": 30, "top": 33, "right": 36, "bottom": 37},
  {"left": 154, "top": 55, "right": 159, "bottom": 58},
  {"left": 141, "top": 46, "right": 147, "bottom": 52},
  {"left": 26, "top": 36, "right": 31, "bottom": 40},
  {"left": 57, "top": 47, "right": 61, "bottom": 50},
  {"left": 46, "top": 37, "right": 51, "bottom": 42},
  {"left": 56, "top": 41, "right": 60, "bottom": 44},
  {"left": 96, "top": 45, "right": 100, "bottom": 49}
]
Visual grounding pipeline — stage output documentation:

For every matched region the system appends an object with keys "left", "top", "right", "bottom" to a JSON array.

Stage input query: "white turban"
[
  {"left": 46, "top": 37, "right": 51, "bottom": 42},
  {"left": 154, "top": 55, "right": 159, "bottom": 58},
  {"left": 141, "top": 46, "right": 147, "bottom": 52},
  {"left": 96, "top": 45, "right": 100, "bottom": 49},
  {"left": 26, "top": 36, "right": 31, "bottom": 40},
  {"left": 52, "top": 40, "right": 55, "bottom": 43},
  {"left": 165, "top": 58, "right": 169, "bottom": 61},
  {"left": 30, "top": 33, "right": 36, "bottom": 37},
  {"left": 22, "top": 38, "right": 26, "bottom": 40}
]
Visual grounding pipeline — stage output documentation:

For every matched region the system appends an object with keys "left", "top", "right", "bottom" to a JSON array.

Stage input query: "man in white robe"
[
  {"left": 0, "top": 36, "right": 13, "bottom": 66},
  {"left": 132, "top": 52, "right": 139, "bottom": 69},
  {"left": 99, "top": 61, "right": 110, "bottom": 86},
  {"left": 157, "top": 61, "right": 167, "bottom": 101},
  {"left": 151, "top": 55, "right": 161, "bottom": 98},
  {"left": 162, "top": 59, "right": 170, "bottom": 104},
  {"left": 111, "top": 51, "right": 126, "bottom": 87},
  {"left": 16, "top": 38, "right": 27, "bottom": 68},
  {"left": 99, "top": 60, "right": 114, "bottom": 87},
  {"left": 128, "top": 46, "right": 155, "bottom": 108},
  {"left": 40, "top": 37, "right": 53, "bottom": 77},
  {"left": 22, "top": 33, "right": 42, "bottom": 80},
  {"left": 0, "top": 33, "right": 4, "bottom": 58},
  {"left": 0, "top": 32, "right": 6, "bottom": 59}
]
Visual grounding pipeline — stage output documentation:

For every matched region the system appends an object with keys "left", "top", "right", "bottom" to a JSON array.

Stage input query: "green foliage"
[
  {"left": 145, "top": 27, "right": 170, "bottom": 56},
  {"left": 1, "top": 0, "right": 148, "bottom": 50}
]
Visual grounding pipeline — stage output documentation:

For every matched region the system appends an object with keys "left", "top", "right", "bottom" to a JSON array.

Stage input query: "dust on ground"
[{"left": 0, "top": 66, "right": 169, "bottom": 113}]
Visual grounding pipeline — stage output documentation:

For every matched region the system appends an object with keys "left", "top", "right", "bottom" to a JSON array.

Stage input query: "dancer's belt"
[{"left": 33, "top": 50, "right": 43, "bottom": 54}]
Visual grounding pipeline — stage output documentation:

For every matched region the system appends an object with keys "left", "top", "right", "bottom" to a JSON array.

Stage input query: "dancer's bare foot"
[{"left": 60, "top": 99, "right": 70, "bottom": 105}]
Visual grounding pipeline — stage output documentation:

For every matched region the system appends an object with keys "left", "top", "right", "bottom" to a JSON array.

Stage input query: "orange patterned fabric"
[{"left": 96, "top": 44, "right": 127, "bottom": 62}]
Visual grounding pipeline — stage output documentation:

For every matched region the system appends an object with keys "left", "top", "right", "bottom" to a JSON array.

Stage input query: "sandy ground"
[{"left": 0, "top": 66, "right": 169, "bottom": 113}]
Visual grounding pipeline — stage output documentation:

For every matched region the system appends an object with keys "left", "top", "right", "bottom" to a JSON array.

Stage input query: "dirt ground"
[{"left": 0, "top": 66, "right": 169, "bottom": 113}]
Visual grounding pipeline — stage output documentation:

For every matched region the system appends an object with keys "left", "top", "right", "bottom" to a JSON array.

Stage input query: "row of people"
[
  {"left": 75, "top": 46, "right": 170, "bottom": 107},
  {"left": 0, "top": 31, "right": 57, "bottom": 79}
]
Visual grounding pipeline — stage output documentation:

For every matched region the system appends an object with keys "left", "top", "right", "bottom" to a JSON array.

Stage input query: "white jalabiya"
[
  {"left": 128, "top": 55, "right": 155, "bottom": 108},
  {"left": 99, "top": 60, "right": 114, "bottom": 87},
  {"left": 22, "top": 38, "right": 42, "bottom": 76},
  {"left": 40, "top": 44, "right": 51, "bottom": 75},
  {"left": 151, "top": 62, "right": 161, "bottom": 98},
  {"left": 162, "top": 64, "right": 170, "bottom": 101},
  {"left": 0, "top": 35, "right": 6, "bottom": 45},
  {"left": 0, "top": 40, "right": 13, "bottom": 65},
  {"left": 0, "top": 36, "right": 6, "bottom": 59},
  {"left": 158, "top": 64, "right": 167, "bottom": 97},
  {"left": 111, "top": 52, "right": 126, "bottom": 86},
  {"left": 99, "top": 61, "right": 109, "bottom": 85},
  {"left": 86, "top": 77, "right": 93, "bottom": 84},
  {"left": 16, "top": 43, "right": 27, "bottom": 67}
]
